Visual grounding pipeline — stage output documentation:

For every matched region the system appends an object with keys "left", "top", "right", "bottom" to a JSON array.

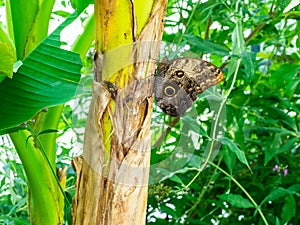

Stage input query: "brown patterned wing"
[{"left": 154, "top": 58, "right": 224, "bottom": 116}]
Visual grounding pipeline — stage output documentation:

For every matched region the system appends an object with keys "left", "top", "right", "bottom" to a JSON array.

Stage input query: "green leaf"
[
  {"left": 241, "top": 51, "right": 256, "bottom": 83},
  {"left": 0, "top": 26, "right": 16, "bottom": 80},
  {"left": 265, "top": 137, "right": 297, "bottom": 165},
  {"left": 219, "top": 194, "right": 255, "bottom": 209},
  {"left": 160, "top": 204, "right": 177, "bottom": 218},
  {"left": 9, "top": 0, "right": 55, "bottom": 60},
  {"left": 288, "top": 184, "right": 300, "bottom": 193},
  {"left": 264, "top": 132, "right": 282, "bottom": 165},
  {"left": 260, "top": 187, "right": 290, "bottom": 205},
  {"left": 281, "top": 195, "right": 296, "bottom": 224},
  {"left": 0, "top": 42, "right": 15, "bottom": 80},
  {"left": 232, "top": 18, "right": 244, "bottom": 56},
  {"left": 270, "top": 64, "right": 300, "bottom": 97},
  {"left": 184, "top": 34, "right": 230, "bottom": 56},
  {"left": 181, "top": 116, "right": 209, "bottom": 138},
  {"left": 273, "top": 107, "right": 298, "bottom": 132},
  {"left": 52, "top": 10, "right": 72, "bottom": 18},
  {"left": 188, "top": 154, "right": 201, "bottom": 168},
  {"left": 70, "top": 0, "right": 93, "bottom": 13},
  {"left": 226, "top": 58, "right": 239, "bottom": 81},
  {"left": 0, "top": 216, "right": 29, "bottom": 225},
  {"left": 156, "top": 168, "right": 183, "bottom": 184},
  {"left": 222, "top": 137, "right": 251, "bottom": 171},
  {"left": 169, "top": 175, "right": 183, "bottom": 185},
  {"left": 275, "top": 217, "right": 281, "bottom": 225},
  {"left": 270, "top": 64, "right": 299, "bottom": 84},
  {"left": 195, "top": 1, "right": 223, "bottom": 22},
  {"left": 0, "top": 12, "right": 82, "bottom": 131},
  {"left": 222, "top": 145, "right": 236, "bottom": 175}
]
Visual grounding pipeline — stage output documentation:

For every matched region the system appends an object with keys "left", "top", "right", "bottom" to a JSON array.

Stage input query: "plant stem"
[{"left": 209, "top": 161, "right": 269, "bottom": 225}]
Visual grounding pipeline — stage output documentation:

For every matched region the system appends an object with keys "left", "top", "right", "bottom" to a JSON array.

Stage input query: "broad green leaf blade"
[
  {"left": 222, "top": 137, "right": 251, "bottom": 171},
  {"left": 185, "top": 34, "right": 229, "bottom": 56},
  {"left": 0, "top": 26, "right": 16, "bottom": 80},
  {"left": 0, "top": 42, "right": 14, "bottom": 81},
  {"left": 270, "top": 64, "right": 300, "bottom": 98},
  {"left": 288, "top": 184, "right": 300, "bottom": 193},
  {"left": 9, "top": 0, "right": 55, "bottom": 60},
  {"left": 232, "top": 18, "right": 244, "bottom": 56},
  {"left": 241, "top": 51, "right": 256, "bottom": 83},
  {"left": 0, "top": 13, "right": 82, "bottom": 131},
  {"left": 260, "top": 187, "right": 289, "bottom": 206},
  {"left": 181, "top": 116, "right": 209, "bottom": 138},
  {"left": 188, "top": 154, "right": 201, "bottom": 168},
  {"left": 160, "top": 204, "right": 177, "bottom": 218},
  {"left": 219, "top": 194, "right": 255, "bottom": 209},
  {"left": 260, "top": 186, "right": 300, "bottom": 206},
  {"left": 265, "top": 136, "right": 297, "bottom": 165},
  {"left": 281, "top": 195, "right": 296, "bottom": 224},
  {"left": 222, "top": 145, "right": 236, "bottom": 175}
]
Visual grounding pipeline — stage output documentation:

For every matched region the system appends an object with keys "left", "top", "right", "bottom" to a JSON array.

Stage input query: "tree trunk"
[{"left": 72, "top": 1, "right": 167, "bottom": 224}]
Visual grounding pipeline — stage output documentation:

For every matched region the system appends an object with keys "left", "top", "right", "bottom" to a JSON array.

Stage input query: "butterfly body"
[{"left": 154, "top": 58, "right": 224, "bottom": 116}]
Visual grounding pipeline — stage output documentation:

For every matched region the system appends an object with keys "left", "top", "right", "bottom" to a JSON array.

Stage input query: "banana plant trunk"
[{"left": 72, "top": 1, "right": 167, "bottom": 224}]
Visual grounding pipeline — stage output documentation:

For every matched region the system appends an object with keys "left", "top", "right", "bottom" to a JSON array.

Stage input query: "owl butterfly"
[{"left": 154, "top": 58, "right": 224, "bottom": 117}]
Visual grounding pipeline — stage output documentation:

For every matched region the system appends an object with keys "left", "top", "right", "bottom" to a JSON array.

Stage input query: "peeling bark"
[{"left": 72, "top": 1, "right": 167, "bottom": 224}]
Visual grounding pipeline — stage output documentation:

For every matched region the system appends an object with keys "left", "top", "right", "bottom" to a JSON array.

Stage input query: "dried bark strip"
[{"left": 72, "top": 1, "right": 167, "bottom": 224}]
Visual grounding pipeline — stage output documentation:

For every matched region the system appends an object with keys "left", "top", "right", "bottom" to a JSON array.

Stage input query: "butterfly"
[{"left": 154, "top": 58, "right": 224, "bottom": 117}]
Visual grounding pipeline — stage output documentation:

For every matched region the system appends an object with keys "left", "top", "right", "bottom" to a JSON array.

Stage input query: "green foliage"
[
  {"left": 70, "top": 0, "right": 93, "bottom": 13},
  {"left": 0, "top": 30, "right": 82, "bottom": 131},
  {"left": 0, "top": 26, "right": 16, "bottom": 81},
  {"left": 0, "top": 141, "right": 28, "bottom": 224},
  {"left": 0, "top": 0, "right": 299, "bottom": 224},
  {"left": 149, "top": 0, "right": 300, "bottom": 224},
  {"left": 8, "top": 0, "right": 55, "bottom": 60},
  {"left": 0, "top": 0, "right": 91, "bottom": 224}
]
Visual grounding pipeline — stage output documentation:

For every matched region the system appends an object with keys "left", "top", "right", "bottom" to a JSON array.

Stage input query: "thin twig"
[
  {"left": 245, "top": 22, "right": 266, "bottom": 45},
  {"left": 205, "top": 17, "right": 212, "bottom": 40},
  {"left": 153, "top": 116, "right": 180, "bottom": 148}
]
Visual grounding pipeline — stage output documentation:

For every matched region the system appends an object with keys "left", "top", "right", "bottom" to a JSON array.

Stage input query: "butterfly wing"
[{"left": 154, "top": 58, "right": 224, "bottom": 117}]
